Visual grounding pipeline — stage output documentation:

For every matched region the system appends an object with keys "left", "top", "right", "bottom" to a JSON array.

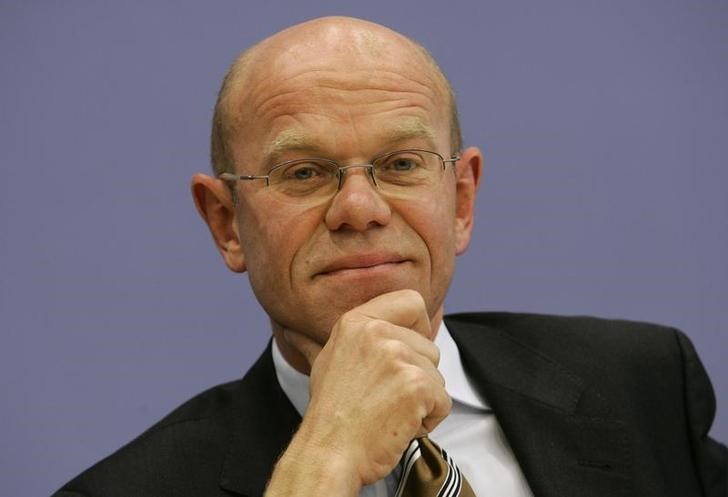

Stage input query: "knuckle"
[
  {"left": 430, "top": 344, "right": 441, "bottom": 365},
  {"left": 401, "top": 367, "right": 430, "bottom": 396},
  {"left": 338, "top": 309, "right": 362, "bottom": 329},
  {"left": 362, "top": 318, "right": 388, "bottom": 337},
  {"left": 441, "top": 392, "right": 453, "bottom": 412},
  {"left": 383, "top": 338, "right": 408, "bottom": 356}
]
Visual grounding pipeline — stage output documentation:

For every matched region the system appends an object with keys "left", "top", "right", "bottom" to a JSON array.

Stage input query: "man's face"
[{"left": 217, "top": 24, "right": 478, "bottom": 346}]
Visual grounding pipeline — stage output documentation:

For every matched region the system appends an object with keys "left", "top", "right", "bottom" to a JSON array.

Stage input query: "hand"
[{"left": 278, "top": 289, "right": 451, "bottom": 489}]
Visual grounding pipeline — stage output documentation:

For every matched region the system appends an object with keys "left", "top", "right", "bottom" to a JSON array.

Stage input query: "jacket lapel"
[
  {"left": 219, "top": 343, "right": 302, "bottom": 497},
  {"left": 446, "top": 314, "right": 634, "bottom": 497}
]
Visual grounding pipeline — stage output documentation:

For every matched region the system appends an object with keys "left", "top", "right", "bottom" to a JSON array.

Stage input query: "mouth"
[{"left": 316, "top": 253, "right": 409, "bottom": 278}]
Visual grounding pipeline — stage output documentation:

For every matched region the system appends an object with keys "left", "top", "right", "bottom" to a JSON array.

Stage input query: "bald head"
[{"left": 211, "top": 16, "right": 462, "bottom": 176}]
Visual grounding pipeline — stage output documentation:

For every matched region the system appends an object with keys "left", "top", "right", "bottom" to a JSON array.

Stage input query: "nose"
[{"left": 324, "top": 166, "right": 392, "bottom": 231}]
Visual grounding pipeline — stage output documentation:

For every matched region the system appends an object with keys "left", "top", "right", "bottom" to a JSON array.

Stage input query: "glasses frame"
[{"left": 218, "top": 149, "right": 460, "bottom": 196}]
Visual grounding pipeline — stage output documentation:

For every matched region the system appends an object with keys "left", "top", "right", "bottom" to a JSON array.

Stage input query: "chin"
[{"left": 322, "top": 280, "right": 426, "bottom": 317}]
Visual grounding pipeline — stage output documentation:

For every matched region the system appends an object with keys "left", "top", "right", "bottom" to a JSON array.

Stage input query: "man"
[{"left": 54, "top": 16, "right": 726, "bottom": 497}]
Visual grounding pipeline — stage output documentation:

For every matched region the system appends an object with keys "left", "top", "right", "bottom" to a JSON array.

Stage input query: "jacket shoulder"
[
  {"left": 445, "top": 311, "right": 681, "bottom": 359},
  {"left": 444, "top": 311, "right": 695, "bottom": 417},
  {"left": 446, "top": 311, "right": 727, "bottom": 496},
  {"left": 54, "top": 379, "right": 242, "bottom": 497}
]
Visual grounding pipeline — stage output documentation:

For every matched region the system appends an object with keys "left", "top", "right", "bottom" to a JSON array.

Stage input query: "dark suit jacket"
[{"left": 54, "top": 313, "right": 727, "bottom": 497}]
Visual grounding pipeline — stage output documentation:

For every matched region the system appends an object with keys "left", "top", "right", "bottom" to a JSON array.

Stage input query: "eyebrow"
[
  {"left": 265, "top": 129, "right": 316, "bottom": 164},
  {"left": 264, "top": 117, "right": 437, "bottom": 164},
  {"left": 388, "top": 117, "right": 437, "bottom": 147}
]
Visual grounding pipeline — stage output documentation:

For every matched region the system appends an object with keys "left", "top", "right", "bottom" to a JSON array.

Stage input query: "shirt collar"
[
  {"left": 271, "top": 335, "right": 310, "bottom": 416},
  {"left": 434, "top": 320, "right": 490, "bottom": 410},
  {"left": 271, "top": 320, "right": 490, "bottom": 417}
]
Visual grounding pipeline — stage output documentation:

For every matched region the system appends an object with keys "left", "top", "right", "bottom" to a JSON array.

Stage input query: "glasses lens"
[
  {"left": 268, "top": 159, "right": 339, "bottom": 199},
  {"left": 373, "top": 150, "right": 442, "bottom": 190}
]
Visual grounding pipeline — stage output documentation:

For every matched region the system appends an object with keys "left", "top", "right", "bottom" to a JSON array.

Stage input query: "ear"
[
  {"left": 190, "top": 173, "right": 247, "bottom": 273},
  {"left": 453, "top": 146, "right": 483, "bottom": 255}
]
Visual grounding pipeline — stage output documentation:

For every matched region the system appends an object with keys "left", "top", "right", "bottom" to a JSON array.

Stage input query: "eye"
[
  {"left": 292, "top": 166, "right": 316, "bottom": 180},
  {"left": 281, "top": 161, "right": 330, "bottom": 181},
  {"left": 269, "top": 159, "right": 337, "bottom": 197},
  {"left": 390, "top": 157, "right": 416, "bottom": 171},
  {"left": 377, "top": 152, "right": 424, "bottom": 173}
]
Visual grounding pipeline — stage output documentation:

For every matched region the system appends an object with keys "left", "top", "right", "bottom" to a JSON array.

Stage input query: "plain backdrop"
[{"left": 1, "top": 2, "right": 726, "bottom": 496}]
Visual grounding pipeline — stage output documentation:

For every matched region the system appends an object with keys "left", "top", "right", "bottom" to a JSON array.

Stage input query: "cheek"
[
  {"left": 238, "top": 199, "right": 322, "bottom": 282},
  {"left": 392, "top": 195, "right": 455, "bottom": 317},
  {"left": 408, "top": 190, "right": 457, "bottom": 259}
]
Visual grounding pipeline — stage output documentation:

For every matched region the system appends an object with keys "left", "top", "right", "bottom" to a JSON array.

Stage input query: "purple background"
[{"left": 1, "top": 2, "right": 726, "bottom": 496}]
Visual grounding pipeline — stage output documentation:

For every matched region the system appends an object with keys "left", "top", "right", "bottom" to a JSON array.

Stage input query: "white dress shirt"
[{"left": 272, "top": 322, "right": 533, "bottom": 497}]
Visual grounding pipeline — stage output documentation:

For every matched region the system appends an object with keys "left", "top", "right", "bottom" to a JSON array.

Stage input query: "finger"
[
  {"left": 420, "top": 388, "right": 452, "bottom": 435},
  {"left": 405, "top": 349, "right": 446, "bottom": 388},
  {"left": 282, "top": 328, "right": 324, "bottom": 369},
  {"left": 382, "top": 324, "right": 441, "bottom": 368},
  {"left": 351, "top": 289, "right": 432, "bottom": 339}
]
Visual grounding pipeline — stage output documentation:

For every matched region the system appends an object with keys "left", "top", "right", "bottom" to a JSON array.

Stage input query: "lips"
[{"left": 316, "top": 253, "right": 408, "bottom": 277}]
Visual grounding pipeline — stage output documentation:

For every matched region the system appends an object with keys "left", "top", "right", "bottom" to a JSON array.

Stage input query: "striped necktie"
[{"left": 394, "top": 437, "right": 476, "bottom": 497}]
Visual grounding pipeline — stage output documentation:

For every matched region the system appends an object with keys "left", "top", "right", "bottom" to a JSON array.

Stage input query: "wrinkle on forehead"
[
  {"left": 248, "top": 69, "right": 442, "bottom": 125},
  {"left": 265, "top": 116, "right": 437, "bottom": 163}
]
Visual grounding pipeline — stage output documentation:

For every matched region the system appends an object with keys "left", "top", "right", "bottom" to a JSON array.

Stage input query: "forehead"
[{"left": 226, "top": 26, "right": 450, "bottom": 164}]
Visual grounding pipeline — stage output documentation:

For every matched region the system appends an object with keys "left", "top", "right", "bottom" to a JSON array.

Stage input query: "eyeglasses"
[{"left": 219, "top": 149, "right": 459, "bottom": 205}]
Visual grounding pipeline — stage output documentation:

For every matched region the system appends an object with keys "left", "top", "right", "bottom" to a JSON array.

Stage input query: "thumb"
[{"left": 282, "top": 329, "right": 324, "bottom": 372}]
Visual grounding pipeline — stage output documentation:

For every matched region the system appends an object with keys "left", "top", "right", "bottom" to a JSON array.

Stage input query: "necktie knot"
[{"left": 395, "top": 437, "right": 476, "bottom": 497}]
